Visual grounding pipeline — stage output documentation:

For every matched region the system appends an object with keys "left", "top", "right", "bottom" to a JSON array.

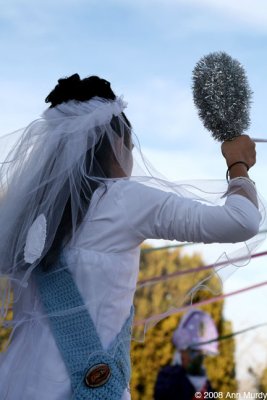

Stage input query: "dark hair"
[
  {"left": 41, "top": 74, "right": 131, "bottom": 268},
  {"left": 45, "top": 74, "right": 116, "bottom": 106}
]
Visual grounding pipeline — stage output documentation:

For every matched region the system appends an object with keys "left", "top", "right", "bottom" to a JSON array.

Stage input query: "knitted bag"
[{"left": 35, "top": 256, "right": 133, "bottom": 400}]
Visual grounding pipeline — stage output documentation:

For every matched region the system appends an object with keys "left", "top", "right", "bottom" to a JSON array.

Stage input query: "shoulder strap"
[{"left": 35, "top": 256, "right": 133, "bottom": 400}]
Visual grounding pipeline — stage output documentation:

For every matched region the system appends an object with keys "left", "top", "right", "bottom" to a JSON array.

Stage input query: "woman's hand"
[{"left": 221, "top": 135, "right": 256, "bottom": 179}]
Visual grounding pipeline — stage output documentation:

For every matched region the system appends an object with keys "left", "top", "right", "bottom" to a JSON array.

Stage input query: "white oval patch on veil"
[{"left": 24, "top": 214, "right": 47, "bottom": 264}]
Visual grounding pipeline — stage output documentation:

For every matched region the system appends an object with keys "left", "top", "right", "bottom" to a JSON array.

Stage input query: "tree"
[
  {"left": 130, "top": 246, "right": 237, "bottom": 399},
  {"left": 0, "top": 305, "right": 12, "bottom": 353},
  {"left": 258, "top": 366, "right": 267, "bottom": 393}
]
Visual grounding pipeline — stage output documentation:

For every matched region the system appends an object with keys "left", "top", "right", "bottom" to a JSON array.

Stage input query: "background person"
[{"left": 154, "top": 309, "right": 219, "bottom": 400}]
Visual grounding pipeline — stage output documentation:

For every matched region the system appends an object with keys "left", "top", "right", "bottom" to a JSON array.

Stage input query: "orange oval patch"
[{"left": 85, "top": 363, "right": 111, "bottom": 388}]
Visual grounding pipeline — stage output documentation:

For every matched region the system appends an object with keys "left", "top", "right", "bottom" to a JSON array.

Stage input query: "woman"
[{"left": 0, "top": 74, "right": 262, "bottom": 400}]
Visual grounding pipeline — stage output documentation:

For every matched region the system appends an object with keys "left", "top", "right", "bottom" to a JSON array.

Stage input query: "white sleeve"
[{"left": 121, "top": 182, "right": 261, "bottom": 245}]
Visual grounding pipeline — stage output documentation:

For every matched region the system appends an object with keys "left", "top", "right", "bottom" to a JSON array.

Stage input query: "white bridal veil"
[{"left": 0, "top": 95, "right": 266, "bottom": 344}]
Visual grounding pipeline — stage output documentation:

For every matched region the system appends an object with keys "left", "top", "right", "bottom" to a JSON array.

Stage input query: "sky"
[{"left": 1, "top": 0, "right": 267, "bottom": 392}]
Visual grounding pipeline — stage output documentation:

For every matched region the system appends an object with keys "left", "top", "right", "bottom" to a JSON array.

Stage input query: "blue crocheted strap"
[
  {"left": 69, "top": 314, "right": 133, "bottom": 400},
  {"left": 35, "top": 258, "right": 133, "bottom": 400}
]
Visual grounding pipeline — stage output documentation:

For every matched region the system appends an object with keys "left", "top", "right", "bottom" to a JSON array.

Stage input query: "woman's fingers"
[{"left": 221, "top": 135, "right": 256, "bottom": 169}]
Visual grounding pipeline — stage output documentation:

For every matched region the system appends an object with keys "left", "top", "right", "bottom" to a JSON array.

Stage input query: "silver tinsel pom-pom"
[{"left": 192, "top": 52, "right": 253, "bottom": 141}]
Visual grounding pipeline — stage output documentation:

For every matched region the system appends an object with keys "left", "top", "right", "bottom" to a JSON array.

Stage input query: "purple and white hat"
[{"left": 172, "top": 309, "right": 219, "bottom": 355}]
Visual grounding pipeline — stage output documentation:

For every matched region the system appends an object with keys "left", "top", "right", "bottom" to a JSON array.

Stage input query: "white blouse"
[{"left": 0, "top": 179, "right": 260, "bottom": 400}]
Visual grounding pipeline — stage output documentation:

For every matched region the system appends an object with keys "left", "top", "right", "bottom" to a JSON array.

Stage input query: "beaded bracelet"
[{"left": 226, "top": 161, "right": 250, "bottom": 183}]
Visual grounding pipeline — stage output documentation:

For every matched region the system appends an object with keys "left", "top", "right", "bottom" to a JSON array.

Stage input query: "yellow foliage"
[
  {"left": 0, "top": 307, "right": 12, "bottom": 353},
  {"left": 259, "top": 367, "right": 267, "bottom": 393},
  {"left": 131, "top": 246, "right": 237, "bottom": 399}
]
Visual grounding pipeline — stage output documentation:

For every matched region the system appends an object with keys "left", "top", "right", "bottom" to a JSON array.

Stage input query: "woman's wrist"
[
  {"left": 228, "top": 163, "right": 249, "bottom": 179},
  {"left": 226, "top": 161, "right": 250, "bottom": 183}
]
